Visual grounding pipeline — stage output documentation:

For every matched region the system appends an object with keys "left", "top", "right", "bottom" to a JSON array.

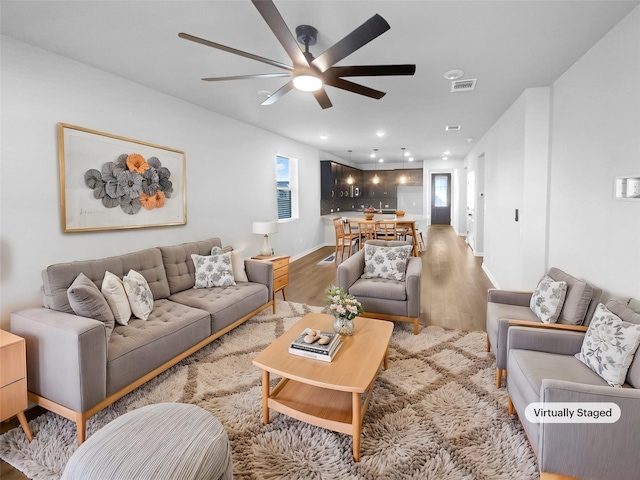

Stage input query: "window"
[
  {"left": 434, "top": 174, "right": 449, "bottom": 207},
  {"left": 276, "top": 155, "right": 298, "bottom": 221}
]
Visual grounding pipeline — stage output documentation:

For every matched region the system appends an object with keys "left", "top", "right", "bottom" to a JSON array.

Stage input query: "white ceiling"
[{"left": 2, "top": 1, "right": 637, "bottom": 166}]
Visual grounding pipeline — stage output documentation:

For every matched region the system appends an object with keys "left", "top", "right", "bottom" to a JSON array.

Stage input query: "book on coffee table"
[
  {"left": 288, "top": 339, "right": 343, "bottom": 362},
  {"left": 289, "top": 328, "right": 342, "bottom": 361}
]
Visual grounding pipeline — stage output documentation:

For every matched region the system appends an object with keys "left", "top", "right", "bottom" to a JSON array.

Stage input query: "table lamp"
[{"left": 252, "top": 221, "right": 278, "bottom": 256}]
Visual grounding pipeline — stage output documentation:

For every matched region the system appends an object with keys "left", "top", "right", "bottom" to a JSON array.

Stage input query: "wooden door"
[{"left": 431, "top": 173, "right": 451, "bottom": 225}]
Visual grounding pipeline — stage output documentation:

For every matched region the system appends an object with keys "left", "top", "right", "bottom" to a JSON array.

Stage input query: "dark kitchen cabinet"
[{"left": 364, "top": 170, "right": 395, "bottom": 198}]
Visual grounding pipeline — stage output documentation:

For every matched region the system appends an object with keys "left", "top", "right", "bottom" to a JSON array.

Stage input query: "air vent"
[
  {"left": 451, "top": 78, "right": 477, "bottom": 92},
  {"left": 445, "top": 125, "right": 461, "bottom": 131}
]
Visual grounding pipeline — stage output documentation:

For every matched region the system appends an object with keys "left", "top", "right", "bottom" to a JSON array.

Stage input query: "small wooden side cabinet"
[
  {"left": 0, "top": 330, "right": 33, "bottom": 441},
  {"left": 252, "top": 255, "right": 290, "bottom": 313}
]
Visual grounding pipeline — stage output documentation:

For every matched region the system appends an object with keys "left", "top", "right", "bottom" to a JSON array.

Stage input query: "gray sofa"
[
  {"left": 338, "top": 239, "right": 422, "bottom": 334},
  {"left": 506, "top": 299, "right": 640, "bottom": 480},
  {"left": 486, "top": 267, "right": 602, "bottom": 388},
  {"left": 10, "top": 238, "right": 273, "bottom": 444}
]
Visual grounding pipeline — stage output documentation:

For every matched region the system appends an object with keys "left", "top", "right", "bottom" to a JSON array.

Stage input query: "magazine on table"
[{"left": 289, "top": 328, "right": 340, "bottom": 355}]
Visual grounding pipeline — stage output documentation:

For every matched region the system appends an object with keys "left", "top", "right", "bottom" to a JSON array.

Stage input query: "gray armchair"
[
  {"left": 506, "top": 299, "right": 640, "bottom": 480},
  {"left": 338, "top": 240, "right": 422, "bottom": 334},
  {"left": 486, "top": 267, "right": 601, "bottom": 387}
]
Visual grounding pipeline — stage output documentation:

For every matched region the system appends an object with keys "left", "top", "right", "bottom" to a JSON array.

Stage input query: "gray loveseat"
[
  {"left": 11, "top": 238, "right": 273, "bottom": 444},
  {"left": 486, "top": 267, "right": 602, "bottom": 388},
  {"left": 506, "top": 299, "right": 640, "bottom": 480}
]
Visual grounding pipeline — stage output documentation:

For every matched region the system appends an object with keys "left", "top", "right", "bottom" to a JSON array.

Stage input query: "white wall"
[
  {"left": 0, "top": 36, "right": 336, "bottom": 328},
  {"left": 547, "top": 6, "right": 640, "bottom": 301},
  {"left": 465, "top": 4, "right": 640, "bottom": 302}
]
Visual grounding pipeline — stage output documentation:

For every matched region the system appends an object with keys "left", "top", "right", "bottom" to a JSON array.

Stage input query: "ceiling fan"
[{"left": 179, "top": 0, "right": 416, "bottom": 109}]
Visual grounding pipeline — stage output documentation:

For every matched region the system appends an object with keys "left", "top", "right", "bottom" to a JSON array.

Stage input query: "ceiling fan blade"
[
  {"left": 326, "top": 64, "right": 416, "bottom": 78},
  {"left": 323, "top": 77, "right": 386, "bottom": 99},
  {"left": 261, "top": 81, "right": 294, "bottom": 105},
  {"left": 313, "top": 88, "right": 333, "bottom": 109},
  {"left": 312, "top": 14, "right": 390, "bottom": 72},
  {"left": 251, "top": 0, "right": 309, "bottom": 67},
  {"left": 202, "top": 73, "right": 291, "bottom": 82},
  {"left": 179, "top": 32, "right": 292, "bottom": 71}
]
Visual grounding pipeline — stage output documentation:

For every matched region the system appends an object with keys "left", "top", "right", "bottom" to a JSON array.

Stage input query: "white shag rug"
[{"left": 0, "top": 301, "right": 539, "bottom": 479}]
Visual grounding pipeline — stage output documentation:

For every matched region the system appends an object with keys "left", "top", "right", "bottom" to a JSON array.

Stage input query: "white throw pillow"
[
  {"left": 123, "top": 269, "right": 154, "bottom": 321},
  {"left": 362, "top": 244, "right": 413, "bottom": 281},
  {"left": 230, "top": 250, "right": 248, "bottom": 283},
  {"left": 192, "top": 252, "right": 235, "bottom": 288},
  {"left": 529, "top": 275, "right": 567, "bottom": 324},
  {"left": 575, "top": 303, "right": 640, "bottom": 387},
  {"left": 102, "top": 271, "right": 132, "bottom": 325}
]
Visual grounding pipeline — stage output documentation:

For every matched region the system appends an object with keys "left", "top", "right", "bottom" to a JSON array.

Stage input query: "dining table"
[{"left": 352, "top": 218, "right": 420, "bottom": 257}]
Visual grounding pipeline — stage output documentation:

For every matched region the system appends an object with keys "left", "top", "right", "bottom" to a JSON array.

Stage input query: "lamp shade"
[{"left": 252, "top": 221, "right": 278, "bottom": 235}]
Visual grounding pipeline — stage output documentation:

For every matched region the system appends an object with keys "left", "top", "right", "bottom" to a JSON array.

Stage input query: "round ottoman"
[{"left": 62, "top": 403, "right": 233, "bottom": 480}]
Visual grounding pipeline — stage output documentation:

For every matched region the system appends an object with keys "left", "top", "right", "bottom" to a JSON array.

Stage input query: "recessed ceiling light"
[
  {"left": 467, "top": 137, "right": 474, "bottom": 142},
  {"left": 444, "top": 151, "right": 451, "bottom": 155},
  {"left": 257, "top": 89, "right": 272, "bottom": 98},
  {"left": 408, "top": 157, "right": 414, "bottom": 162},
  {"left": 404, "top": 151, "right": 410, "bottom": 157},
  {"left": 376, "top": 131, "right": 385, "bottom": 137},
  {"left": 379, "top": 158, "right": 384, "bottom": 163},
  {"left": 443, "top": 69, "right": 464, "bottom": 80},
  {"left": 319, "top": 135, "right": 328, "bottom": 140},
  {"left": 443, "top": 156, "right": 449, "bottom": 161}
]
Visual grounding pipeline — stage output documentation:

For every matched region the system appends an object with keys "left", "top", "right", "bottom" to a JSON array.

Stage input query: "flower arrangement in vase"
[
  {"left": 326, "top": 285, "right": 364, "bottom": 336},
  {"left": 363, "top": 206, "right": 376, "bottom": 220}
]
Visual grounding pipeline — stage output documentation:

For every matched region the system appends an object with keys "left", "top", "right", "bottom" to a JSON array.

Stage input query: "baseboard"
[
  {"left": 482, "top": 264, "right": 499, "bottom": 289},
  {"left": 290, "top": 244, "right": 326, "bottom": 262}
]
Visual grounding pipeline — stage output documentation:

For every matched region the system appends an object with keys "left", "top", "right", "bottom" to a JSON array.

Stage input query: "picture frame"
[{"left": 58, "top": 123, "right": 187, "bottom": 232}]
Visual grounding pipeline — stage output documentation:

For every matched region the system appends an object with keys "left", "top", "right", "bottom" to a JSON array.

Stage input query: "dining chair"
[
  {"left": 333, "top": 217, "right": 359, "bottom": 264},
  {"left": 375, "top": 221, "right": 397, "bottom": 241}
]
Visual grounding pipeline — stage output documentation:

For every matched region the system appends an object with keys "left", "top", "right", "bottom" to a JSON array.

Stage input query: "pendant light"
[
  {"left": 372, "top": 149, "right": 380, "bottom": 184},
  {"left": 346, "top": 150, "right": 354, "bottom": 184},
  {"left": 399, "top": 147, "right": 408, "bottom": 184}
]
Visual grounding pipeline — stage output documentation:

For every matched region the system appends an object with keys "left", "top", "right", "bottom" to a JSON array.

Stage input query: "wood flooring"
[
  {"left": 1, "top": 225, "right": 493, "bottom": 479},
  {"left": 286, "top": 224, "right": 494, "bottom": 332}
]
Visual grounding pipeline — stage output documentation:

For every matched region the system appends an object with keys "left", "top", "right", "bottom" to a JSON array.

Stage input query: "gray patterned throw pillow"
[
  {"left": 529, "top": 275, "right": 567, "bottom": 324},
  {"left": 362, "top": 244, "right": 413, "bottom": 281},
  {"left": 191, "top": 252, "right": 235, "bottom": 288},
  {"left": 123, "top": 269, "right": 154, "bottom": 321},
  {"left": 575, "top": 303, "right": 640, "bottom": 387}
]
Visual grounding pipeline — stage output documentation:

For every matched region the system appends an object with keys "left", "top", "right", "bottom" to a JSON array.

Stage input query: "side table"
[
  {"left": 251, "top": 255, "right": 290, "bottom": 313},
  {"left": 0, "top": 330, "right": 33, "bottom": 441}
]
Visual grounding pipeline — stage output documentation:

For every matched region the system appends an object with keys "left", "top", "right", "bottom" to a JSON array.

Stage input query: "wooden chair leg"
[
  {"left": 413, "top": 319, "right": 419, "bottom": 335},
  {"left": 540, "top": 473, "right": 580, "bottom": 480},
  {"left": 507, "top": 396, "right": 514, "bottom": 415},
  {"left": 496, "top": 368, "right": 503, "bottom": 388},
  {"left": 486, "top": 335, "right": 491, "bottom": 352}
]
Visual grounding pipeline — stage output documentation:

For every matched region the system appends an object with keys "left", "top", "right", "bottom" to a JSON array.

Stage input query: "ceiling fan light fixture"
[{"left": 293, "top": 74, "right": 323, "bottom": 92}]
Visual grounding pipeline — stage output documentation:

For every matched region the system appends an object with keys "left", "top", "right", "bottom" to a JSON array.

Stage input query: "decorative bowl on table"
[
  {"left": 396, "top": 210, "right": 405, "bottom": 216},
  {"left": 363, "top": 207, "right": 376, "bottom": 220}
]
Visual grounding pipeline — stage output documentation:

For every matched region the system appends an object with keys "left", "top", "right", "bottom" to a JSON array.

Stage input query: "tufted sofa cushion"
[
  {"left": 169, "top": 283, "right": 268, "bottom": 334},
  {"left": 42, "top": 248, "right": 171, "bottom": 313},
  {"left": 159, "top": 238, "right": 223, "bottom": 295},
  {"left": 106, "top": 299, "right": 210, "bottom": 395}
]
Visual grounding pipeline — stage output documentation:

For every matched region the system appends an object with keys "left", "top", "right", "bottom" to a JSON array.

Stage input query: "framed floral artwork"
[{"left": 58, "top": 123, "right": 186, "bottom": 232}]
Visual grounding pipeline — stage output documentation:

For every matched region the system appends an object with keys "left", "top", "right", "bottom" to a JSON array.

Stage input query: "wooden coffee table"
[{"left": 252, "top": 312, "right": 393, "bottom": 461}]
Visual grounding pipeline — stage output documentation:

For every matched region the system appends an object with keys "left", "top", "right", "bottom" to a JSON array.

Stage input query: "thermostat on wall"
[{"left": 614, "top": 175, "right": 640, "bottom": 200}]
